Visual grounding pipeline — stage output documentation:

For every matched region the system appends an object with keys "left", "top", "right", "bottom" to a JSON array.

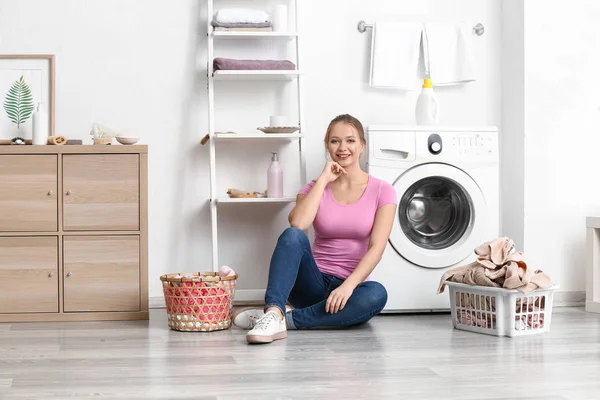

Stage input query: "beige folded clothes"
[{"left": 437, "top": 237, "right": 553, "bottom": 294}]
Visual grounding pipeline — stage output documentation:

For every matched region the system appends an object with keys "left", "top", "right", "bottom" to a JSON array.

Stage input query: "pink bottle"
[{"left": 267, "top": 152, "right": 283, "bottom": 198}]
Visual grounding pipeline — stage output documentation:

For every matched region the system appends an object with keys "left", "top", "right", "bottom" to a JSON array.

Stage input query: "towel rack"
[{"left": 357, "top": 20, "right": 485, "bottom": 36}]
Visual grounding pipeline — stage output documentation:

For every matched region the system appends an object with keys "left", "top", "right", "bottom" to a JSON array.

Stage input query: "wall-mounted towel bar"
[{"left": 357, "top": 20, "right": 485, "bottom": 36}]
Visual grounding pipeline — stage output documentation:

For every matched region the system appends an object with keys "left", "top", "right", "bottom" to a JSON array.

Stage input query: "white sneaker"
[
  {"left": 232, "top": 307, "right": 265, "bottom": 329},
  {"left": 232, "top": 305, "right": 293, "bottom": 330},
  {"left": 246, "top": 311, "right": 287, "bottom": 344}
]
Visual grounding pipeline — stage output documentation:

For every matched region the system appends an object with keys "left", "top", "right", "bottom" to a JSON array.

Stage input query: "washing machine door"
[{"left": 389, "top": 163, "right": 487, "bottom": 268}]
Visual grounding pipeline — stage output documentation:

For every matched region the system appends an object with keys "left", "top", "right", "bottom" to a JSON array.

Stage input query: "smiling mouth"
[{"left": 337, "top": 154, "right": 350, "bottom": 160}]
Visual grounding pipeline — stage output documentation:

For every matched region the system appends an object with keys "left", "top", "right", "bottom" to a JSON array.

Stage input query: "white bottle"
[
  {"left": 32, "top": 102, "right": 48, "bottom": 145},
  {"left": 415, "top": 78, "right": 439, "bottom": 125},
  {"left": 267, "top": 152, "right": 283, "bottom": 198}
]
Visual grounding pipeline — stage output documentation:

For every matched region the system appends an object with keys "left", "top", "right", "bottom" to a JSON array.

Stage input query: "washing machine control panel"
[
  {"left": 451, "top": 134, "right": 496, "bottom": 157},
  {"left": 366, "top": 127, "right": 498, "bottom": 167},
  {"left": 422, "top": 131, "right": 496, "bottom": 160}
]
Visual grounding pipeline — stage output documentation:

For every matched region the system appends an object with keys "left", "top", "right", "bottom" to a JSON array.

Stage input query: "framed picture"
[{"left": 0, "top": 54, "right": 55, "bottom": 140}]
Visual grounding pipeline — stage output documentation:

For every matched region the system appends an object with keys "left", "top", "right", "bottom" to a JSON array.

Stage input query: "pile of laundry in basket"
[
  {"left": 437, "top": 237, "right": 554, "bottom": 330},
  {"left": 448, "top": 290, "right": 548, "bottom": 330}
]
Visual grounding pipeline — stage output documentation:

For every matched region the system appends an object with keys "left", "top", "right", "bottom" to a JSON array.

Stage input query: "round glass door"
[
  {"left": 389, "top": 163, "right": 487, "bottom": 269},
  {"left": 400, "top": 177, "right": 471, "bottom": 250}
]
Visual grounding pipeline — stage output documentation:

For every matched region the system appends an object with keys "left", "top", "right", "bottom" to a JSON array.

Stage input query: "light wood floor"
[{"left": 0, "top": 307, "right": 599, "bottom": 399}]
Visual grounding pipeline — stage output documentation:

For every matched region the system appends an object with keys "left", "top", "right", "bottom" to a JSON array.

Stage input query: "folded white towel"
[
  {"left": 369, "top": 21, "right": 423, "bottom": 89},
  {"left": 215, "top": 8, "right": 269, "bottom": 24},
  {"left": 423, "top": 22, "right": 476, "bottom": 86}
]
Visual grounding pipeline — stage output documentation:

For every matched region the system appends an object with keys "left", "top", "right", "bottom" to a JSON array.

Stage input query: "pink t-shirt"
[{"left": 298, "top": 175, "right": 397, "bottom": 280}]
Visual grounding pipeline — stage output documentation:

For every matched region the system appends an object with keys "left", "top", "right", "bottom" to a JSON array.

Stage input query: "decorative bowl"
[{"left": 116, "top": 136, "right": 140, "bottom": 145}]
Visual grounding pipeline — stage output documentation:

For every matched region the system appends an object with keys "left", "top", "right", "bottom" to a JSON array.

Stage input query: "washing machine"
[{"left": 366, "top": 126, "right": 499, "bottom": 312}]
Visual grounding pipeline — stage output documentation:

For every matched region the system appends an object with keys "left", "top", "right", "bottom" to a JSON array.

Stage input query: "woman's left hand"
[{"left": 326, "top": 284, "right": 355, "bottom": 314}]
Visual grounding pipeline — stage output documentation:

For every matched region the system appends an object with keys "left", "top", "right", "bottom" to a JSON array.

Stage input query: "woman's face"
[{"left": 326, "top": 122, "right": 365, "bottom": 168}]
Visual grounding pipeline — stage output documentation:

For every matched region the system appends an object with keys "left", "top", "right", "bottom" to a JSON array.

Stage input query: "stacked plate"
[{"left": 257, "top": 126, "right": 299, "bottom": 134}]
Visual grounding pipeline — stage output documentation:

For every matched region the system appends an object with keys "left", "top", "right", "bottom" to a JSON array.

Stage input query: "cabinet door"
[
  {"left": 63, "top": 236, "right": 140, "bottom": 312},
  {"left": 0, "top": 237, "right": 58, "bottom": 313},
  {"left": 0, "top": 155, "right": 57, "bottom": 232},
  {"left": 63, "top": 154, "right": 139, "bottom": 231}
]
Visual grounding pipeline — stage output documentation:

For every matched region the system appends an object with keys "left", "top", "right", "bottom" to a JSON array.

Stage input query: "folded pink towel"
[{"left": 213, "top": 57, "right": 296, "bottom": 71}]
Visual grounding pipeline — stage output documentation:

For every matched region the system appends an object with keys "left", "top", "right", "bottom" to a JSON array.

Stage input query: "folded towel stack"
[
  {"left": 212, "top": 7, "right": 272, "bottom": 31},
  {"left": 211, "top": 8, "right": 295, "bottom": 71},
  {"left": 214, "top": 57, "right": 295, "bottom": 71}
]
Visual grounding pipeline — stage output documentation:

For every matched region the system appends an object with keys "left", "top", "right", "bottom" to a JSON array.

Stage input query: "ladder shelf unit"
[{"left": 206, "top": 0, "right": 306, "bottom": 302}]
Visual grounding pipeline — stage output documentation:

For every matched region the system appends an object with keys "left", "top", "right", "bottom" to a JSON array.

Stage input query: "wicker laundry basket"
[
  {"left": 160, "top": 272, "right": 237, "bottom": 332},
  {"left": 446, "top": 281, "right": 559, "bottom": 337}
]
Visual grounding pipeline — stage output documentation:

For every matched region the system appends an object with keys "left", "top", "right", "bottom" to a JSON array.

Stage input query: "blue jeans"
[{"left": 264, "top": 227, "right": 388, "bottom": 329}]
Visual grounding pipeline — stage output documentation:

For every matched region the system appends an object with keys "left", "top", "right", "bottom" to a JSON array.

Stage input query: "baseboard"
[
  {"left": 149, "top": 288, "right": 266, "bottom": 309},
  {"left": 149, "top": 296, "right": 166, "bottom": 309},
  {"left": 229, "top": 289, "right": 266, "bottom": 305},
  {"left": 586, "top": 301, "right": 600, "bottom": 313},
  {"left": 553, "top": 290, "right": 585, "bottom": 307},
  {"left": 149, "top": 289, "right": 585, "bottom": 309}
]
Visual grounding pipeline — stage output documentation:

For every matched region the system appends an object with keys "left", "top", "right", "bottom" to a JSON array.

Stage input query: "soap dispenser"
[
  {"left": 415, "top": 78, "right": 439, "bottom": 125},
  {"left": 267, "top": 152, "right": 283, "bottom": 198}
]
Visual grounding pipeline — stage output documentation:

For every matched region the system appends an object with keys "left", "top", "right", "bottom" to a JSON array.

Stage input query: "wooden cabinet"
[
  {"left": 63, "top": 154, "right": 139, "bottom": 231},
  {"left": 63, "top": 236, "right": 140, "bottom": 312},
  {"left": 0, "top": 146, "right": 148, "bottom": 322},
  {"left": 0, "top": 155, "right": 58, "bottom": 231},
  {"left": 0, "top": 237, "right": 58, "bottom": 313}
]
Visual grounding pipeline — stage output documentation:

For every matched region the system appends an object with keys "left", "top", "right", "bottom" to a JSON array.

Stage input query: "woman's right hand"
[{"left": 320, "top": 161, "right": 347, "bottom": 183}]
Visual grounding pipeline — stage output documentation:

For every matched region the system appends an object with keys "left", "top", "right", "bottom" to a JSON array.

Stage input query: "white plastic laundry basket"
[{"left": 445, "top": 281, "right": 559, "bottom": 337}]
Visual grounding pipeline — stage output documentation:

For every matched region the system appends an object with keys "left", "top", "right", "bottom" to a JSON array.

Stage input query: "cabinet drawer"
[
  {"left": 63, "top": 235, "right": 140, "bottom": 312},
  {"left": 0, "top": 237, "right": 58, "bottom": 313},
  {"left": 63, "top": 154, "right": 139, "bottom": 231},
  {"left": 0, "top": 155, "right": 58, "bottom": 232}
]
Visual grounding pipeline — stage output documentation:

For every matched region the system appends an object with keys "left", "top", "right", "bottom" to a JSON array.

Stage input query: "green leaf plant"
[{"left": 4, "top": 75, "right": 35, "bottom": 129}]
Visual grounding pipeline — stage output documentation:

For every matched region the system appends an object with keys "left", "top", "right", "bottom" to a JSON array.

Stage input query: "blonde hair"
[{"left": 324, "top": 114, "right": 366, "bottom": 147}]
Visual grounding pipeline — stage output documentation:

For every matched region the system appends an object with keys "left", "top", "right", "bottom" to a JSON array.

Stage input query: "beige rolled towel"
[{"left": 47, "top": 135, "right": 67, "bottom": 145}]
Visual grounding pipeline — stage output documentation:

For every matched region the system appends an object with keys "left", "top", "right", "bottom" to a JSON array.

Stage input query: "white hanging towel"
[
  {"left": 215, "top": 8, "right": 269, "bottom": 24},
  {"left": 369, "top": 21, "right": 423, "bottom": 89},
  {"left": 423, "top": 22, "right": 476, "bottom": 86}
]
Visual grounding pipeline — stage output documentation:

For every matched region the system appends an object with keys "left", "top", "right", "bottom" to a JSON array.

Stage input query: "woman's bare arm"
[
  {"left": 288, "top": 177, "right": 328, "bottom": 230},
  {"left": 288, "top": 162, "right": 346, "bottom": 230}
]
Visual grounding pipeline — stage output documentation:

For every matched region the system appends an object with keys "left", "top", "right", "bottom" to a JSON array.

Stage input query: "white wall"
[
  {"left": 500, "top": 0, "right": 524, "bottom": 250},
  {"left": 521, "top": 0, "right": 600, "bottom": 292},
  {"left": 0, "top": 0, "right": 502, "bottom": 300}
]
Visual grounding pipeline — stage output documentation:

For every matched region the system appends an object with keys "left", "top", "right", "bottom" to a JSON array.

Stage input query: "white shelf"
[
  {"left": 215, "top": 197, "right": 296, "bottom": 204},
  {"left": 211, "top": 31, "right": 298, "bottom": 38},
  {"left": 215, "top": 132, "right": 302, "bottom": 140},
  {"left": 206, "top": 0, "right": 306, "bottom": 275},
  {"left": 212, "top": 70, "right": 301, "bottom": 81}
]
